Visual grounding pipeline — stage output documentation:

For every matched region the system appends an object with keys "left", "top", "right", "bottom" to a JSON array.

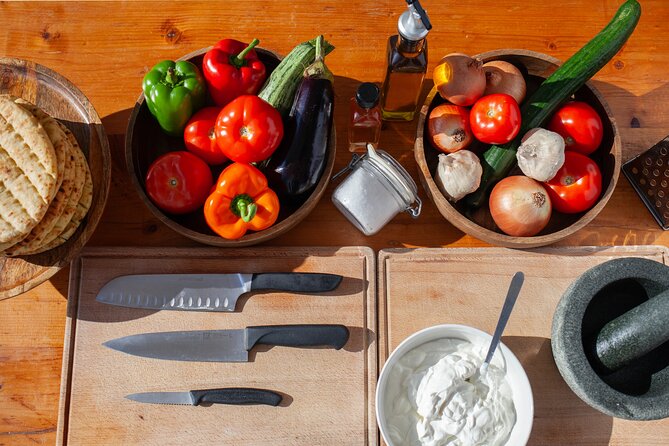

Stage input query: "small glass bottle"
[
  {"left": 349, "top": 82, "right": 382, "bottom": 153},
  {"left": 380, "top": 0, "right": 432, "bottom": 121}
]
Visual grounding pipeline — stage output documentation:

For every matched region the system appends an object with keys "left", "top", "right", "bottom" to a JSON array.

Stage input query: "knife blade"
[
  {"left": 95, "top": 272, "right": 343, "bottom": 312},
  {"left": 103, "top": 324, "right": 350, "bottom": 362},
  {"left": 126, "top": 388, "right": 282, "bottom": 406}
]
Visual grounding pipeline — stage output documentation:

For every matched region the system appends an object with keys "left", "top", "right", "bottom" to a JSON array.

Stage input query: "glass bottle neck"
[{"left": 396, "top": 34, "right": 425, "bottom": 57}]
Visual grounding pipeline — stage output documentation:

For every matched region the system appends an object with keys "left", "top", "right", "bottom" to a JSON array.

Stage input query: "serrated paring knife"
[
  {"left": 126, "top": 388, "right": 282, "bottom": 406},
  {"left": 96, "top": 272, "right": 343, "bottom": 312},
  {"left": 103, "top": 324, "right": 350, "bottom": 362}
]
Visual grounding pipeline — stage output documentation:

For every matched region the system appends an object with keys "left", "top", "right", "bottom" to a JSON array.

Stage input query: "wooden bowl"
[
  {"left": 415, "top": 49, "right": 621, "bottom": 248},
  {"left": 126, "top": 47, "right": 336, "bottom": 247},
  {"left": 0, "top": 58, "right": 111, "bottom": 299}
]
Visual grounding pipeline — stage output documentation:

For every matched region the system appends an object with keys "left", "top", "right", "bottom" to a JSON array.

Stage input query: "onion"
[
  {"left": 428, "top": 104, "right": 473, "bottom": 153},
  {"left": 433, "top": 53, "right": 486, "bottom": 106},
  {"left": 483, "top": 60, "right": 527, "bottom": 104},
  {"left": 489, "top": 176, "right": 552, "bottom": 237}
]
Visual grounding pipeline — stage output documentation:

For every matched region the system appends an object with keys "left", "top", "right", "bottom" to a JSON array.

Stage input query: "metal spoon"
[{"left": 479, "top": 271, "right": 525, "bottom": 377}]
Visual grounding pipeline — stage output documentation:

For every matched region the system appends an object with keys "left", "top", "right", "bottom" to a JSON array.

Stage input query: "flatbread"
[
  {"left": 30, "top": 123, "right": 92, "bottom": 254},
  {"left": 3, "top": 103, "right": 77, "bottom": 256},
  {"left": 1, "top": 95, "right": 66, "bottom": 194},
  {"left": 0, "top": 96, "right": 57, "bottom": 250}
]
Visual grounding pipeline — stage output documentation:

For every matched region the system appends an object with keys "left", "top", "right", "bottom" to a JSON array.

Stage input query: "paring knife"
[
  {"left": 95, "top": 273, "right": 343, "bottom": 312},
  {"left": 103, "top": 324, "right": 350, "bottom": 362},
  {"left": 126, "top": 388, "right": 282, "bottom": 406}
]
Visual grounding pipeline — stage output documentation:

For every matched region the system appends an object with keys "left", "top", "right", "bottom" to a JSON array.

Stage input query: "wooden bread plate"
[
  {"left": 58, "top": 246, "right": 377, "bottom": 445},
  {"left": 0, "top": 57, "right": 111, "bottom": 299},
  {"left": 378, "top": 245, "right": 669, "bottom": 445}
]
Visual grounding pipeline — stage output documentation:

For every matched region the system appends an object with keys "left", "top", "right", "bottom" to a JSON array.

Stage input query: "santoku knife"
[
  {"left": 103, "top": 324, "right": 350, "bottom": 362},
  {"left": 95, "top": 272, "right": 343, "bottom": 312},
  {"left": 126, "top": 388, "right": 282, "bottom": 406}
]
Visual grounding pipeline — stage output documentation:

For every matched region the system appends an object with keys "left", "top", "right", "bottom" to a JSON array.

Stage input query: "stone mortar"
[{"left": 551, "top": 257, "right": 669, "bottom": 420}]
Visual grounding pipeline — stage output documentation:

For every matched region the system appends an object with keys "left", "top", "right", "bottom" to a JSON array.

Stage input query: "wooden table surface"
[{"left": 0, "top": 1, "right": 667, "bottom": 444}]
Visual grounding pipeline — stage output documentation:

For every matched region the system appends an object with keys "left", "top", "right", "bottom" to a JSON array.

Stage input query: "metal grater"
[{"left": 622, "top": 135, "right": 669, "bottom": 230}]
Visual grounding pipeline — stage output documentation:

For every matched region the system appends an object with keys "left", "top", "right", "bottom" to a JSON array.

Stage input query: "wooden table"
[{"left": 0, "top": 1, "right": 667, "bottom": 444}]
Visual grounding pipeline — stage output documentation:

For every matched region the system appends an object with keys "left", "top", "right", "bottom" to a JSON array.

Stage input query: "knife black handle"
[
  {"left": 250, "top": 273, "right": 343, "bottom": 293},
  {"left": 190, "top": 388, "right": 282, "bottom": 406},
  {"left": 246, "top": 324, "right": 350, "bottom": 350}
]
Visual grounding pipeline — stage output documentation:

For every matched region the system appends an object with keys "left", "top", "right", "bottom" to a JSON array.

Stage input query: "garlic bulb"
[
  {"left": 434, "top": 150, "right": 483, "bottom": 202},
  {"left": 516, "top": 128, "right": 565, "bottom": 182}
]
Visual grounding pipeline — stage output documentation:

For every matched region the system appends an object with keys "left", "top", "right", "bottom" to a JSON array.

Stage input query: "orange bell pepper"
[{"left": 204, "top": 163, "right": 280, "bottom": 239}]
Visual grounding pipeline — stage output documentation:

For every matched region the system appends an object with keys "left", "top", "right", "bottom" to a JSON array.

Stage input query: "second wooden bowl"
[
  {"left": 415, "top": 49, "right": 621, "bottom": 248},
  {"left": 126, "top": 47, "right": 336, "bottom": 247}
]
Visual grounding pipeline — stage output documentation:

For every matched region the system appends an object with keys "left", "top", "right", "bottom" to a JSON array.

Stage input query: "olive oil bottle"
[{"left": 380, "top": 0, "right": 432, "bottom": 121}]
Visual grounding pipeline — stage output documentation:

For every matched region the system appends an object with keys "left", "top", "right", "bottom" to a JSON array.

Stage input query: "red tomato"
[
  {"left": 215, "top": 95, "right": 283, "bottom": 164},
  {"left": 548, "top": 101, "right": 603, "bottom": 155},
  {"left": 544, "top": 151, "right": 602, "bottom": 214},
  {"left": 470, "top": 93, "right": 521, "bottom": 144},
  {"left": 184, "top": 107, "right": 226, "bottom": 165},
  {"left": 145, "top": 151, "right": 213, "bottom": 214}
]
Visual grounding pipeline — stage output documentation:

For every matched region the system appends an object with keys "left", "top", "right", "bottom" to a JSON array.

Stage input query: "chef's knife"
[
  {"left": 126, "top": 388, "right": 282, "bottom": 406},
  {"left": 103, "top": 324, "right": 350, "bottom": 362},
  {"left": 95, "top": 273, "right": 343, "bottom": 312}
]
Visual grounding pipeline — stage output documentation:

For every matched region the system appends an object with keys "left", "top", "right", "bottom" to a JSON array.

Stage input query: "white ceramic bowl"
[{"left": 376, "top": 324, "right": 534, "bottom": 446}]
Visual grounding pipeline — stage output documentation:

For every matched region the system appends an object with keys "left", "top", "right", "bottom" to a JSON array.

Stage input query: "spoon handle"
[{"left": 484, "top": 271, "right": 525, "bottom": 367}]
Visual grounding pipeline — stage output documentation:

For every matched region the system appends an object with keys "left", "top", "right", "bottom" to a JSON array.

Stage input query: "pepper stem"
[
  {"left": 231, "top": 194, "right": 257, "bottom": 222},
  {"left": 165, "top": 67, "right": 178, "bottom": 85},
  {"left": 231, "top": 38, "right": 260, "bottom": 68}
]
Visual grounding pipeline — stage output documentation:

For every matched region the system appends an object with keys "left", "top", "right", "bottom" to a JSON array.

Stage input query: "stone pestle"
[{"left": 593, "top": 288, "right": 669, "bottom": 373}]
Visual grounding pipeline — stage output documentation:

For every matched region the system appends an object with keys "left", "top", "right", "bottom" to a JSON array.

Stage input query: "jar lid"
[{"left": 355, "top": 83, "right": 380, "bottom": 109}]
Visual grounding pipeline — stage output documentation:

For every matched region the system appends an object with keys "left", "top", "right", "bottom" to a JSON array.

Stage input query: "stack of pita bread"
[{"left": 0, "top": 95, "right": 93, "bottom": 257}]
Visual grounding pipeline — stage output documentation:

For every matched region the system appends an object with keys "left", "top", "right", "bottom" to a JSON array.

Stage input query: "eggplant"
[{"left": 264, "top": 36, "right": 334, "bottom": 203}]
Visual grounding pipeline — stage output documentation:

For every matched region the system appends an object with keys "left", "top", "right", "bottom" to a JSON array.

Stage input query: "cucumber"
[
  {"left": 258, "top": 37, "right": 335, "bottom": 117},
  {"left": 466, "top": 0, "right": 641, "bottom": 209}
]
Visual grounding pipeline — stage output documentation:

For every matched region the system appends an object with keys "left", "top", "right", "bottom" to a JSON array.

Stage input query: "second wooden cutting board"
[
  {"left": 378, "top": 245, "right": 669, "bottom": 446},
  {"left": 58, "top": 246, "right": 377, "bottom": 446}
]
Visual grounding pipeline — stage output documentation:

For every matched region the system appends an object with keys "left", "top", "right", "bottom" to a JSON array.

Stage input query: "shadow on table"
[{"left": 502, "top": 335, "right": 613, "bottom": 446}]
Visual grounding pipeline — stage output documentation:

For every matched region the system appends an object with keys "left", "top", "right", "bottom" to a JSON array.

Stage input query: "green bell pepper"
[{"left": 142, "top": 60, "right": 206, "bottom": 136}]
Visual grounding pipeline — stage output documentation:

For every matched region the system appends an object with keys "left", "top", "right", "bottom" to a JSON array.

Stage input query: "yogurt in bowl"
[{"left": 376, "top": 324, "right": 533, "bottom": 446}]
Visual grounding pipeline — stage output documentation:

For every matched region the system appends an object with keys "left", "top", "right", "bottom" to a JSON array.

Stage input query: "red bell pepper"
[
  {"left": 215, "top": 95, "right": 283, "bottom": 164},
  {"left": 203, "top": 38, "right": 266, "bottom": 107}
]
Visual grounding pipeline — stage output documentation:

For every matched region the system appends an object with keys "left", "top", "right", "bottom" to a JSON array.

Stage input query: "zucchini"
[
  {"left": 258, "top": 37, "right": 335, "bottom": 117},
  {"left": 466, "top": 0, "right": 641, "bottom": 209}
]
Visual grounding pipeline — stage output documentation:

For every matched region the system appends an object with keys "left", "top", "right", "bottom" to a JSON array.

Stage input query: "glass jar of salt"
[{"left": 332, "top": 143, "right": 421, "bottom": 235}]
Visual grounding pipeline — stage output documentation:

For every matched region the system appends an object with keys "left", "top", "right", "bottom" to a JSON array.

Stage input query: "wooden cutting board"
[
  {"left": 58, "top": 246, "right": 377, "bottom": 446},
  {"left": 378, "top": 245, "right": 669, "bottom": 446}
]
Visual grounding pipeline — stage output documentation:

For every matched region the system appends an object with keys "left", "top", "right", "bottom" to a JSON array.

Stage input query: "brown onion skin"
[
  {"left": 482, "top": 60, "right": 527, "bottom": 104},
  {"left": 435, "top": 53, "right": 486, "bottom": 106},
  {"left": 489, "top": 176, "right": 552, "bottom": 237},
  {"left": 428, "top": 104, "right": 473, "bottom": 153}
]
